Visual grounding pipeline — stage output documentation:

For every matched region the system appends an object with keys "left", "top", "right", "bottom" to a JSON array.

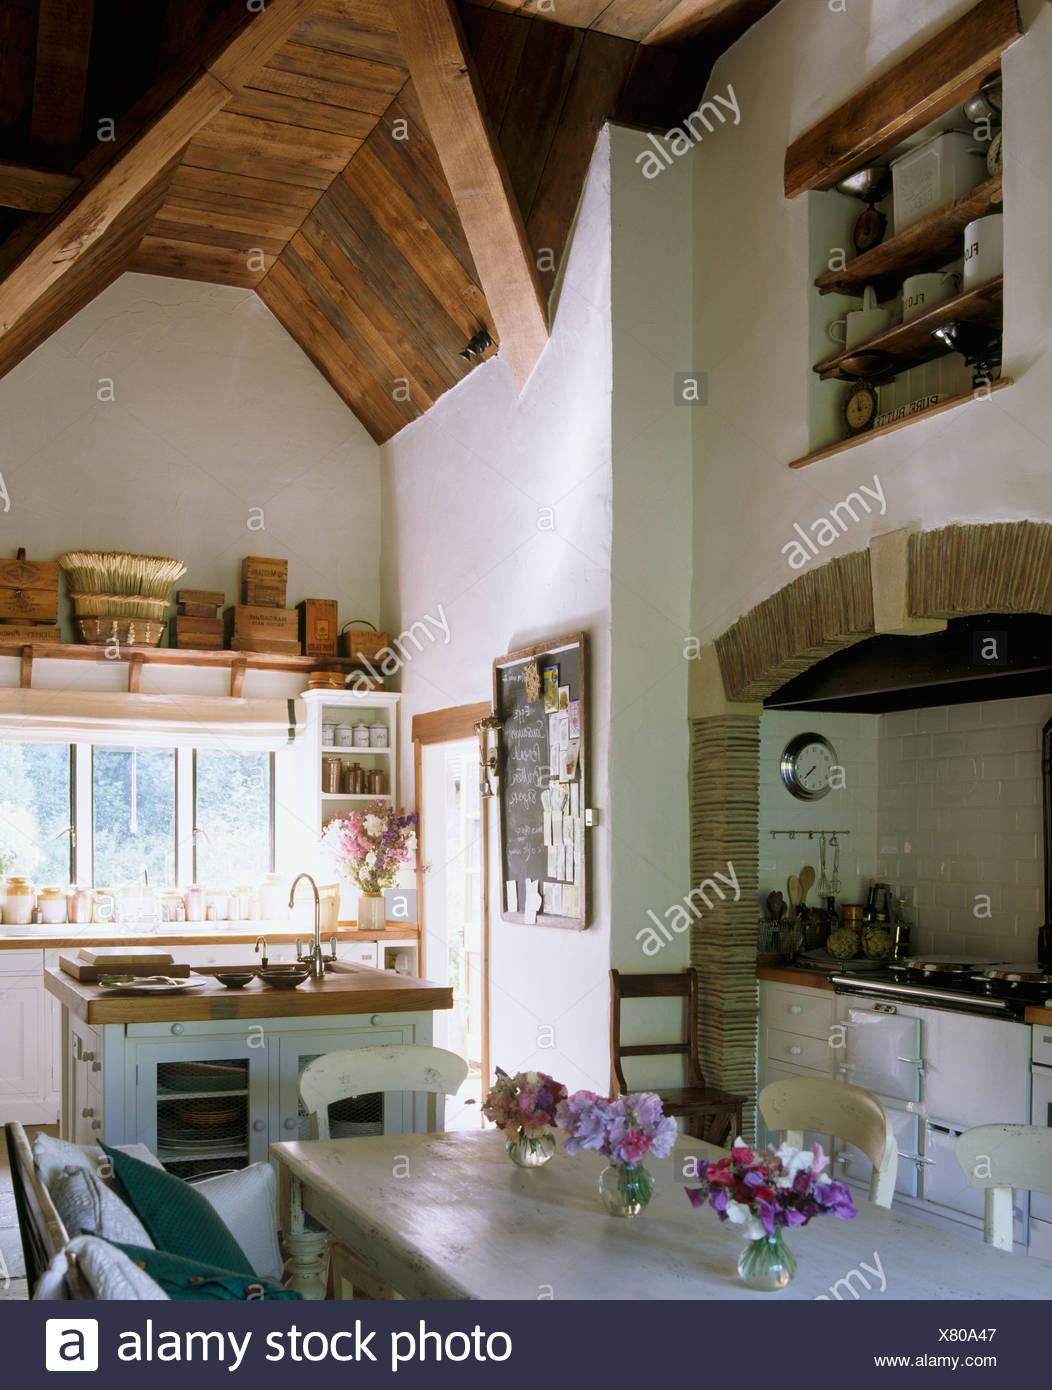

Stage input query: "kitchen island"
[{"left": 44, "top": 961, "right": 453, "bottom": 1170}]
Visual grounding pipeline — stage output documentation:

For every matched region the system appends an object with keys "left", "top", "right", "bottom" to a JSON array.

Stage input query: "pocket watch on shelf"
[{"left": 843, "top": 377, "right": 878, "bottom": 436}]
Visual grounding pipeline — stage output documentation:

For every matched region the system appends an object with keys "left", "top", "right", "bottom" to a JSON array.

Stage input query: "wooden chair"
[
  {"left": 5, "top": 1122, "right": 88, "bottom": 1298},
  {"left": 609, "top": 968, "right": 746, "bottom": 1147},
  {"left": 758, "top": 1075, "right": 898, "bottom": 1208},
  {"left": 297, "top": 1044, "right": 468, "bottom": 1300},
  {"left": 954, "top": 1124, "right": 1052, "bottom": 1252}
]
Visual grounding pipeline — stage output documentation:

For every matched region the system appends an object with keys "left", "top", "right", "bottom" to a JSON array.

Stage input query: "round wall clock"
[{"left": 780, "top": 732, "right": 838, "bottom": 801}]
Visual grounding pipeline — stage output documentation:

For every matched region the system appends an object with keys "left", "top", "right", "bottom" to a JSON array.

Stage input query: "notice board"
[{"left": 493, "top": 632, "right": 589, "bottom": 931}]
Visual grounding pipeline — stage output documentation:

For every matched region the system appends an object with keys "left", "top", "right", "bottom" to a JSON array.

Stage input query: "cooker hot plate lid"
[
  {"left": 895, "top": 955, "right": 1002, "bottom": 975},
  {"left": 975, "top": 962, "right": 1052, "bottom": 984}
]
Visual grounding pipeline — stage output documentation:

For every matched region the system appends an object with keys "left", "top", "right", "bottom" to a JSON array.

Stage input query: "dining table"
[{"left": 271, "top": 1129, "right": 1052, "bottom": 1300}]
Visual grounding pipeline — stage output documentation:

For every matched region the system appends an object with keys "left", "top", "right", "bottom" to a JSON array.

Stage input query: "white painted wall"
[
  {"left": 690, "top": 0, "right": 1052, "bottom": 644},
  {"left": 609, "top": 128, "right": 694, "bottom": 969},
  {"left": 381, "top": 131, "right": 615, "bottom": 1093},
  {"left": 0, "top": 274, "right": 381, "bottom": 630}
]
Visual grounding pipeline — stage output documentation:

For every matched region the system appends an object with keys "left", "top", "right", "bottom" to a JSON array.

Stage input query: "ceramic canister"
[
  {"left": 353, "top": 722, "right": 371, "bottom": 748},
  {"left": 901, "top": 269, "right": 962, "bottom": 321},
  {"left": 334, "top": 723, "right": 354, "bottom": 747},
  {"left": 963, "top": 213, "right": 1003, "bottom": 286},
  {"left": 4, "top": 877, "right": 35, "bottom": 925},
  {"left": 369, "top": 723, "right": 388, "bottom": 748}
]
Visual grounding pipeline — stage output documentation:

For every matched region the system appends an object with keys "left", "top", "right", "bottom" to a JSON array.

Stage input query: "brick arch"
[{"left": 690, "top": 521, "right": 1052, "bottom": 1121}]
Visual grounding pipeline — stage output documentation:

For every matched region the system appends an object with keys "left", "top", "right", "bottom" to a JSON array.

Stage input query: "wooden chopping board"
[{"left": 60, "top": 954, "right": 192, "bottom": 981}]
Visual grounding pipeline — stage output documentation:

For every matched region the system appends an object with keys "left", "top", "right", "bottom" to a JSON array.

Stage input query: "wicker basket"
[
  {"left": 338, "top": 620, "right": 389, "bottom": 663},
  {"left": 75, "top": 616, "right": 167, "bottom": 648},
  {"left": 67, "top": 591, "right": 171, "bottom": 620}
]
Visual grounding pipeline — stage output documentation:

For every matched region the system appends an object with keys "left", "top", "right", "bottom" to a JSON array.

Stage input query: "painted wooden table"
[{"left": 271, "top": 1129, "right": 1052, "bottom": 1300}]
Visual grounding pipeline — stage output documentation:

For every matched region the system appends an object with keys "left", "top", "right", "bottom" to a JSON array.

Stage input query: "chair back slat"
[
  {"left": 609, "top": 968, "right": 703, "bottom": 1094},
  {"left": 954, "top": 1124, "right": 1052, "bottom": 1251},
  {"left": 619, "top": 1043, "right": 690, "bottom": 1058},
  {"left": 298, "top": 1045, "right": 468, "bottom": 1140},
  {"left": 758, "top": 1076, "right": 898, "bottom": 1208},
  {"left": 5, "top": 1122, "right": 72, "bottom": 1293}
]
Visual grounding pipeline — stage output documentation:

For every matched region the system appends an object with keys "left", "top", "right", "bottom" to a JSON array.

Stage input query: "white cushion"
[
  {"left": 33, "top": 1236, "right": 169, "bottom": 1301},
  {"left": 191, "top": 1164, "right": 283, "bottom": 1282},
  {"left": 50, "top": 1165, "right": 155, "bottom": 1248},
  {"left": 33, "top": 1133, "right": 162, "bottom": 1189}
]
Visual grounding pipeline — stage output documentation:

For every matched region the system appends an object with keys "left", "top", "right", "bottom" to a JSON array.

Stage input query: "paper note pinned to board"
[
  {"left": 524, "top": 878, "right": 542, "bottom": 925},
  {"left": 506, "top": 880, "right": 518, "bottom": 913}
]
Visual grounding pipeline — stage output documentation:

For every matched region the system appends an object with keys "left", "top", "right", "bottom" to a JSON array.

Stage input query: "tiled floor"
[{"left": 0, "top": 1124, "right": 58, "bottom": 1300}]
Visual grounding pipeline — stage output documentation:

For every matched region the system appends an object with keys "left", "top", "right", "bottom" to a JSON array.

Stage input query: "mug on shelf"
[
  {"left": 827, "top": 285, "right": 892, "bottom": 352},
  {"left": 901, "top": 269, "right": 962, "bottom": 321},
  {"left": 963, "top": 213, "right": 1003, "bottom": 286}
]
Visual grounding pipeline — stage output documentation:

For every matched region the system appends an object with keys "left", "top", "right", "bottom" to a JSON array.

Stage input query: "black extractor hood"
[{"left": 765, "top": 614, "right": 1052, "bottom": 714}]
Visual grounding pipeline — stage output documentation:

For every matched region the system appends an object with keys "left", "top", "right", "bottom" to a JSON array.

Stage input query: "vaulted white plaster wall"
[{"left": 0, "top": 274, "right": 381, "bottom": 630}]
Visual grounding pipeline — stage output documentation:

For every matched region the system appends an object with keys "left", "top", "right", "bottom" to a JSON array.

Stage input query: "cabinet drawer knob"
[
  {"left": 788, "top": 1045, "right": 803, "bottom": 1057},
  {"left": 81, "top": 1106, "right": 95, "bottom": 1118},
  {"left": 81, "top": 1051, "right": 95, "bottom": 1062},
  {"left": 91, "top": 1120, "right": 102, "bottom": 1130},
  {"left": 170, "top": 1024, "right": 184, "bottom": 1036},
  {"left": 283, "top": 1118, "right": 297, "bottom": 1131},
  {"left": 371, "top": 1014, "right": 383, "bottom": 1026},
  {"left": 789, "top": 1005, "right": 803, "bottom": 1015},
  {"left": 91, "top": 1061, "right": 101, "bottom": 1072},
  {"left": 253, "top": 1120, "right": 265, "bottom": 1133}
]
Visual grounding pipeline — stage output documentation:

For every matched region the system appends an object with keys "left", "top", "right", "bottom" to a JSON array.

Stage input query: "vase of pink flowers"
[
  {"left": 685, "top": 1137, "right": 857, "bottom": 1289},
  {"left": 556, "top": 1091, "right": 677, "bottom": 1217},
  {"left": 483, "top": 1068, "right": 567, "bottom": 1167},
  {"left": 321, "top": 802, "right": 418, "bottom": 929}
]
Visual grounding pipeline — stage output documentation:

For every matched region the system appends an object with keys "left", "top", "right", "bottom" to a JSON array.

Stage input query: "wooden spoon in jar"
[
  {"left": 799, "top": 864, "right": 816, "bottom": 908},
  {"left": 787, "top": 875, "right": 802, "bottom": 919}
]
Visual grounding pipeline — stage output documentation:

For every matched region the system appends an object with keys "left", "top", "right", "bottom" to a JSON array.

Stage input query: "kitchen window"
[
  {"left": 92, "top": 746, "right": 176, "bottom": 887},
  {"left": 192, "top": 749, "right": 274, "bottom": 884},
  {"left": 0, "top": 740, "right": 74, "bottom": 882}
]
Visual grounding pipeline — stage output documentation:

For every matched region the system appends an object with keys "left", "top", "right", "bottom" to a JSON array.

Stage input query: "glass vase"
[
  {"left": 598, "top": 1163, "right": 653, "bottom": 1217},
  {"left": 506, "top": 1132, "right": 556, "bottom": 1167},
  {"left": 357, "top": 892, "right": 386, "bottom": 930},
  {"left": 737, "top": 1228, "right": 797, "bottom": 1291}
]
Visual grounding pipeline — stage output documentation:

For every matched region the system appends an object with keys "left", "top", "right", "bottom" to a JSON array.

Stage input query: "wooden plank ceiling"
[{"left": 0, "top": 0, "right": 779, "bottom": 443}]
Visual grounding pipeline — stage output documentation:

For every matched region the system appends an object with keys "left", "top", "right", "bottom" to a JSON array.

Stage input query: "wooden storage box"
[
  {"left": 0, "top": 548, "right": 59, "bottom": 625},
  {"left": 298, "top": 599, "right": 338, "bottom": 656},
  {"left": 225, "top": 605, "right": 300, "bottom": 656},
  {"left": 177, "top": 589, "right": 223, "bottom": 619},
  {"left": 241, "top": 578, "right": 286, "bottom": 607},
  {"left": 171, "top": 615, "right": 224, "bottom": 650},
  {"left": 338, "top": 621, "right": 389, "bottom": 663},
  {"left": 0, "top": 624, "right": 61, "bottom": 645}
]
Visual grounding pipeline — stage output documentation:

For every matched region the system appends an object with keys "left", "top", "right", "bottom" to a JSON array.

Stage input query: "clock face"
[
  {"left": 780, "top": 733, "right": 838, "bottom": 801},
  {"left": 844, "top": 382, "right": 876, "bottom": 434}
]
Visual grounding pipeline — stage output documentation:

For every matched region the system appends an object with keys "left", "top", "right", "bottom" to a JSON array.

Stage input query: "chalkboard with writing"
[{"left": 493, "top": 632, "right": 589, "bottom": 930}]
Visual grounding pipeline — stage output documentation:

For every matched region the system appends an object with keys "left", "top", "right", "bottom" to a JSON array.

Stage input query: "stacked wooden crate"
[
  {"left": 171, "top": 590, "right": 225, "bottom": 649},
  {"left": 225, "top": 557, "right": 300, "bottom": 655},
  {"left": 0, "top": 547, "right": 61, "bottom": 643}
]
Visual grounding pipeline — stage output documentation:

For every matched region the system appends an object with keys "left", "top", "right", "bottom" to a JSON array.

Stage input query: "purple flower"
[{"left": 684, "top": 1187, "right": 708, "bottom": 1209}]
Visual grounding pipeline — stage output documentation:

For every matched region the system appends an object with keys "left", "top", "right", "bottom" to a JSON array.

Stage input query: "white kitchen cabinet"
[
  {"left": 757, "top": 981, "right": 835, "bottom": 1150},
  {"left": 0, "top": 948, "right": 59, "bottom": 1124}
]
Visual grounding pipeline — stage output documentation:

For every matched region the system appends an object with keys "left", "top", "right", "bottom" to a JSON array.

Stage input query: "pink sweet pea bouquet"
[
  {"left": 321, "top": 801, "right": 417, "bottom": 893},
  {"left": 483, "top": 1067, "right": 567, "bottom": 1140},
  {"left": 555, "top": 1090, "right": 678, "bottom": 1168},
  {"left": 685, "top": 1137, "right": 857, "bottom": 1239}
]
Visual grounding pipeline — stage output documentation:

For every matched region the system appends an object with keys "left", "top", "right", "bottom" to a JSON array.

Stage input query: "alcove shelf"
[
  {"left": 787, "top": 375, "right": 1013, "bottom": 470},
  {"left": 813, "top": 276, "right": 1003, "bottom": 382},
  {"left": 814, "top": 175, "right": 1002, "bottom": 298}
]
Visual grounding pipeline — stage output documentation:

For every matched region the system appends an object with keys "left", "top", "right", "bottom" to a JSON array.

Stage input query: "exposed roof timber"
[
  {"left": 0, "top": 160, "right": 79, "bottom": 213},
  {"left": 391, "top": 0, "right": 548, "bottom": 391},
  {"left": 0, "top": 0, "right": 315, "bottom": 335},
  {"left": 467, "top": 0, "right": 780, "bottom": 46},
  {"left": 29, "top": 0, "right": 95, "bottom": 167}
]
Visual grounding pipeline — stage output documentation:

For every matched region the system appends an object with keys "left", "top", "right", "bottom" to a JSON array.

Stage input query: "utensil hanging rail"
[{"left": 769, "top": 829, "right": 852, "bottom": 839}]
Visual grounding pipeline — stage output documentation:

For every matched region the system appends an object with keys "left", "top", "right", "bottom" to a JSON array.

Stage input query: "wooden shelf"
[
  {"left": 813, "top": 277, "right": 1003, "bottom": 381},
  {"left": 787, "top": 376, "right": 1013, "bottom": 469},
  {"left": 321, "top": 745, "right": 392, "bottom": 755},
  {"left": 0, "top": 639, "right": 375, "bottom": 696},
  {"left": 321, "top": 793, "right": 392, "bottom": 801},
  {"left": 815, "top": 176, "right": 1002, "bottom": 297}
]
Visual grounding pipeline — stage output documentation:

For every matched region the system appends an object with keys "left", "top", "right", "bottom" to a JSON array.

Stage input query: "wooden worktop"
[
  {"left": 45, "top": 961, "right": 451, "bottom": 1024},
  {"left": 757, "top": 963, "right": 834, "bottom": 991},
  {"left": 0, "top": 923, "right": 418, "bottom": 950},
  {"left": 1026, "top": 1005, "right": 1052, "bottom": 1026}
]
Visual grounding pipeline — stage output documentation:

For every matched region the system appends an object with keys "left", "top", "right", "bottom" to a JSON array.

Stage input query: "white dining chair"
[
  {"left": 297, "top": 1044, "right": 468, "bottom": 1300},
  {"left": 954, "top": 1124, "right": 1052, "bottom": 1252},
  {"left": 758, "top": 1075, "right": 898, "bottom": 1208}
]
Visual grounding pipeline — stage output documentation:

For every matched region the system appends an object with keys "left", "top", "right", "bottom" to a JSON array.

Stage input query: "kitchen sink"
[{"left": 190, "top": 960, "right": 362, "bottom": 976}]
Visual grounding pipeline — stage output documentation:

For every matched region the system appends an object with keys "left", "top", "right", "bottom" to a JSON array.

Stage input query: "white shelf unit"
[{"left": 301, "top": 690, "right": 417, "bottom": 975}]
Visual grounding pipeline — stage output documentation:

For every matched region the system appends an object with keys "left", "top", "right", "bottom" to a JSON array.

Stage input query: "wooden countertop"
[
  {"left": 45, "top": 962, "right": 451, "bottom": 1024},
  {"left": 1026, "top": 1006, "right": 1052, "bottom": 1025},
  {"left": 757, "top": 964, "right": 834, "bottom": 992},
  {"left": 0, "top": 923, "right": 418, "bottom": 950}
]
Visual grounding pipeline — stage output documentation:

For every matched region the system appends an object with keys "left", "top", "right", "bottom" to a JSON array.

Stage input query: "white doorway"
[{"left": 414, "top": 708, "right": 490, "bottom": 1131}]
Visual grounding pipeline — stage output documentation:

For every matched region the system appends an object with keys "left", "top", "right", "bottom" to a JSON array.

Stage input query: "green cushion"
[
  {"left": 107, "top": 1241, "right": 301, "bottom": 1301},
  {"left": 100, "top": 1144, "right": 253, "bottom": 1275}
]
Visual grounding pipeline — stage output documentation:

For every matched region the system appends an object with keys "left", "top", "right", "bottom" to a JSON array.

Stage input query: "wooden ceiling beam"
[
  {"left": 390, "top": 0, "right": 548, "bottom": 391},
  {"left": 0, "top": 160, "right": 79, "bottom": 213},
  {"left": 29, "top": 0, "right": 95, "bottom": 168},
  {"left": 0, "top": 0, "right": 315, "bottom": 337}
]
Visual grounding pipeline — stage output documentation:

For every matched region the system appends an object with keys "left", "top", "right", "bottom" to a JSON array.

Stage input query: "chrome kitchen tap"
[
  {"left": 254, "top": 935, "right": 269, "bottom": 969},
  {"left": 289, "top": 873, "right": 325, "bottom": 979}
]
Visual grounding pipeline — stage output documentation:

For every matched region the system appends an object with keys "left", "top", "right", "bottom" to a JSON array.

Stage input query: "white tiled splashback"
[
  {"left": 877, "top": 695, "right": 1050, "bottom": 963},
  {"left": 758, "top": 711, "right": 881, "bottom": 912},
  {"left": 759, "top": 696, "right": 1050, "bottom": 962}
]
